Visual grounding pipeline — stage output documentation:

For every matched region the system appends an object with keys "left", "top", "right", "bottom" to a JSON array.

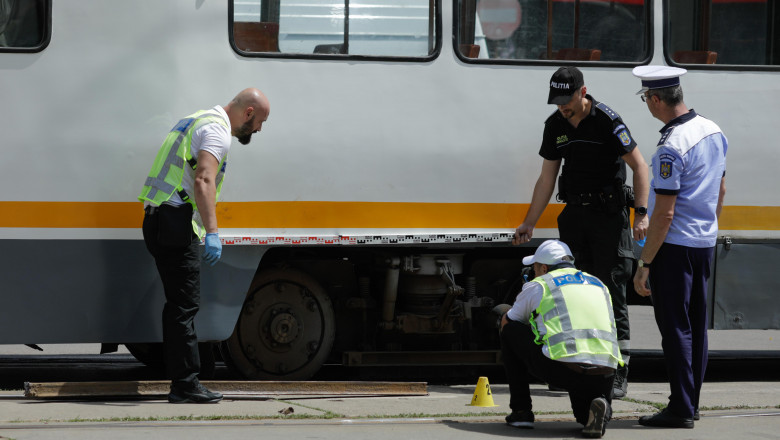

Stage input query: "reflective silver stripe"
[
  {"left": 541, "top": 271, "right": 619, "bottom": 358},
  {"left": 541, "top": 273, "right": 576, "bottom": 355},
  {"left": 547, "top": 329, "right": 617, "bottom": 347},
  {"left": 144, "top": 111, "right": 227, "bottom": 202},
  {"left": 143, "top": 124, "right": 191, "bottom": 199},
  {"left": 145, "top": 176, "right": 177, "bottom": 198},
  {"left": 146, "top": 112, "right": 222, "bottom": 195}
]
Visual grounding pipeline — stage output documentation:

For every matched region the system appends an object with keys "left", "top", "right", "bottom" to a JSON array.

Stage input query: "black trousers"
[
  {"left": 501, "top": 320, "right": 614, "bottom": 425},
  {"left": 142, "top": 205, "right": 201, "bottom": 387},
  {"left": 558, "top": 204, "right": 633, "bottom": 350}
]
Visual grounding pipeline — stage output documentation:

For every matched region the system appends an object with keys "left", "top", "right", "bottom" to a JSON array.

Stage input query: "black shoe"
[
  {"left": 168, "top": 382, "right": 223, "bottom": 404},
  {"left": 612, "top": 364, "right": 628, "bottom": 399},
  {"left": 582, "top": 397, "right": 608, "bottom": 438},
  {"left": 638, "top": 408, "right": 694, "bottom": 428},
  {"left": 694, "top": 409, "right": 700, "bottom": 421},
  {"left": 505, "top": 410, "right": 534, "bottom": 429}
]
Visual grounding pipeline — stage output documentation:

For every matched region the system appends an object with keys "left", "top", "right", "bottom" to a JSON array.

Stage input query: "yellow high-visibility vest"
[
  {"left": 138, "top": 109, "right": 228, "bottom": 238},
  {"left": 530, "top": 268, "right": 624, "bottom": 367}
]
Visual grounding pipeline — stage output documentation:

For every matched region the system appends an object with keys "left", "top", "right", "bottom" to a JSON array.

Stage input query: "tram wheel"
[{"left": 220, "top": 268, "right": 336, "bottom": 380}]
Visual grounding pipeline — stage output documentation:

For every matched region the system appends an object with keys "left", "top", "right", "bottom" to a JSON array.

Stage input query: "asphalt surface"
[
  {"left": 0, "top": 381, "right": 778, "bottom": 439},
  {"left": 0, "top": 306, "right": 778, "bottom": 439}
]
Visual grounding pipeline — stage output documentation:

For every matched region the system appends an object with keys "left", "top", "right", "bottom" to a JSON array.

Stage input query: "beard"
[
  {"left": 237, "top": 133, "right": 252, "bottom": 145},
  {"left": 235, "top": 117, "right": 255, "bottom": 145}
]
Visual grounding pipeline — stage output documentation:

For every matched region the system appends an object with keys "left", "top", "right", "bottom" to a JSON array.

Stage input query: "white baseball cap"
[{"left": 522, "top": 240, "right": 574, "bottom": 266}]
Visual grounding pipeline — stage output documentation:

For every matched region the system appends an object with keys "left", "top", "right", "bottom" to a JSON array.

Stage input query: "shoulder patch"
[
  {"left": 595, "top": 102, "right": 620, "bottom": 121},
  {"left": 658, "top": 153, "right": 675, "bottom": 179}
]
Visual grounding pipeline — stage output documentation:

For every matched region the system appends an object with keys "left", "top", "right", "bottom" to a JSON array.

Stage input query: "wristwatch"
[
  {"left": 635, "top": 206, "right": 648, "bottom": 215},
  {"left": 638, "top": 259, "right": 651, "bottom": 269}
]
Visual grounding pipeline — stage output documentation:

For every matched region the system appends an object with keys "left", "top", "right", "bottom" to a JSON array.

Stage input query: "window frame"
[
  {"left": 453, "top": 0, "right": 654, "bottom": 67},
  {"left": 228, "top": 0, "right": 443, "bottom": 62},
  {"left": 663, "top": 0, "right": 780, "bottom": 71},
  {"left": 0, "top": 0, "right": 51, "bottom": 53}
]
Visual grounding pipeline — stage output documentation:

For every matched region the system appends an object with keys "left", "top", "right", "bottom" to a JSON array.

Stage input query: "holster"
[
  {"left": 556, "top": 174, "right": 568, "bottom": 203},
  {"left": 622, "top": 184, "right": 635, "bottom": 208}
]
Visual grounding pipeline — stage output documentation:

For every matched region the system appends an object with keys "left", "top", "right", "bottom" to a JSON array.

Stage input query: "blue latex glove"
[{"left": 203, "top": 233, "right": 222, "bottom": 266}]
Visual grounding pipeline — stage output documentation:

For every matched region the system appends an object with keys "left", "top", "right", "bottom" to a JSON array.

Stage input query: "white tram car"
[{"left": 0, "top": 0, "right": 777, "bottom": 379}]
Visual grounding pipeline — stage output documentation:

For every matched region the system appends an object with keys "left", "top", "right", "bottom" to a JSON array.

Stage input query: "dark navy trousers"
[{"left": 648, "top": 243, "right": 713, "bottom": 418}]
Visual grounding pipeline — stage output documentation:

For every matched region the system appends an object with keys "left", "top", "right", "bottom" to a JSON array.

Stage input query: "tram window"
[
  {"left": 0, "top": 0, "right": 48, "bottom": 51},
  {"left": 457, "top": 0, "right": 649, "bottom": 62},
  {"left": 231, "top": 0, "right": 438, "bottom": 58},
  {"left": 668, "top": 0, "right": 780, "bottom": 66}
]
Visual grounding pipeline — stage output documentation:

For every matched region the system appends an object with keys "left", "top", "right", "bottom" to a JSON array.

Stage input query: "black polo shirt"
[{"left": 539, "top": 94, "right": 637, "bottom": 194}]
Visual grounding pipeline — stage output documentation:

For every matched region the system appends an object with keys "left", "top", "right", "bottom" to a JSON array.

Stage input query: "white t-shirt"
[
  {"left": 164, "top": 105, "right": 232, "bottom": 206},
  {"left": 506, "top": 279, "right": 618, "bottom": 368}
]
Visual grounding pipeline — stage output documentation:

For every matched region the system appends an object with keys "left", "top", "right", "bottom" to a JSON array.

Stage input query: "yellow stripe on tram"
[{"left": 0, "top": 201, "right": 778, "bottom": 231}]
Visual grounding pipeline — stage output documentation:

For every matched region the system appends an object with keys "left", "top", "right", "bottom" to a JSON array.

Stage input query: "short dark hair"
[
  {"left": 547, "top": 259, "right": 576, "bottom": 271},
  {"left": 650, "top": 85, "right": 684, "bottom": 106}
]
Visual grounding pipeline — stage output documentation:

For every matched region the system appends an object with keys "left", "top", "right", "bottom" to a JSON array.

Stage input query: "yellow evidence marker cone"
[{"left": 468, "top": 376, "right": 499, "bottom": 407}]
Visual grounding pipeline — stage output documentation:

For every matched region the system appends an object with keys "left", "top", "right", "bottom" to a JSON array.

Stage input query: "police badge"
[
  {"left": 659, "top": 153, "right": 675, "bottom": 179},
  {"left": 618, "top": 130, "right": 631, "bottom": 146},
  {"left": 660, "top": 161, "right": 672, "bottom": 179}
]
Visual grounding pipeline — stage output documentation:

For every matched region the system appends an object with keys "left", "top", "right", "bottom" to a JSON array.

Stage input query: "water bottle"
[{"left": 634, "top": 237, "right": 645, "bottom": 259}]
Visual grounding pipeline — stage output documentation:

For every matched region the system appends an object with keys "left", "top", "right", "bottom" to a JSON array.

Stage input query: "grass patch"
[
  {"left": 618, "top": 399, "right": 778, "bottom": 414},
  {"left": 62, "top": 413, "right": 345, "bottom": 423},
  {"left": 620, "top": 398, "right": 667, "bottom": 410},
  {"left": 3, "top": 400, "right": 777, "bottom": 425},
  {"left": 698, "top": 404, "right": 775, "bottom": 412}
]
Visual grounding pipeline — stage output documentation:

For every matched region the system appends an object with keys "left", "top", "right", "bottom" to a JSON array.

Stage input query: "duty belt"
[{"left": 565, "top": 192, "right": 616, "bottom": 207}]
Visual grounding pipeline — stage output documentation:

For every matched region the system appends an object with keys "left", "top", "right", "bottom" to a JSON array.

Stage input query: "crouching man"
[{"left": 501, "top": 239, "right": 624, "bottom": 438}]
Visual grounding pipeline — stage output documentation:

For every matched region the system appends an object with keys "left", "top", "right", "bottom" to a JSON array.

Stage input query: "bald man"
[{"left": 139, "top": 88, "right": 270, "bottom": 403}]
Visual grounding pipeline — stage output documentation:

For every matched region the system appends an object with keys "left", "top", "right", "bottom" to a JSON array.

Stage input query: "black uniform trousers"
[
  {"left": 648, "top": 243, "right": 712, "bottom": 419},
  {"left": 142, "top": 204, "right": 202, "bottom": 388},
  {"left": 501, "top": 320, "right": 614, "bottom": 425},
  {"left": 557, "top": 204, "right": 633, "bottom": 349}
]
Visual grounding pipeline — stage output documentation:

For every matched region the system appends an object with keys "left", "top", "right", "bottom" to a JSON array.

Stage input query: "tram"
[{"left": 1, "top": 0, "right": 778, "bottom": 380}]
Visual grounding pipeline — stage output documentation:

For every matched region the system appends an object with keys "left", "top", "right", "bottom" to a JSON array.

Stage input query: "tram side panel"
[
  {"left": 0, "top": 1, "right": 535, "bottom": 380},
  {"left": 2, "top": 0, "right": 780, "bottom": 381}
]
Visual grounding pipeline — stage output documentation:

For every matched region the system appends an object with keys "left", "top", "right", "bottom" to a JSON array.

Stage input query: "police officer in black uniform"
[{"left": 513, "top": 67, "right": 649, "bottom": 399}]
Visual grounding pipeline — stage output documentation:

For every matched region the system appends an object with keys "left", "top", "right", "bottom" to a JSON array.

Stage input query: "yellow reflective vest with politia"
[
  {"left": 138, "top": 109, "right": 228, "bottom": 239},
  {"left": 530, "top": 268, "right": 624, "bottom": 368}
]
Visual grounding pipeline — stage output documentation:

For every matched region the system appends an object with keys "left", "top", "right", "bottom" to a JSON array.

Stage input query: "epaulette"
[
  {"left": 595, "top": 102, "right": 620, "bottom": 121},
  {"left": 657, "top": 125, "right": 675, "bottom": 147}
]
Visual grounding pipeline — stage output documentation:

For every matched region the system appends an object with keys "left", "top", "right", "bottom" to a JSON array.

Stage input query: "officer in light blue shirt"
[
  {"left": 631, "top": 66, "right": 727, "bottom": 429},
  {"left": 649, "top": 111, "right": 727, "bottom": 248}
]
